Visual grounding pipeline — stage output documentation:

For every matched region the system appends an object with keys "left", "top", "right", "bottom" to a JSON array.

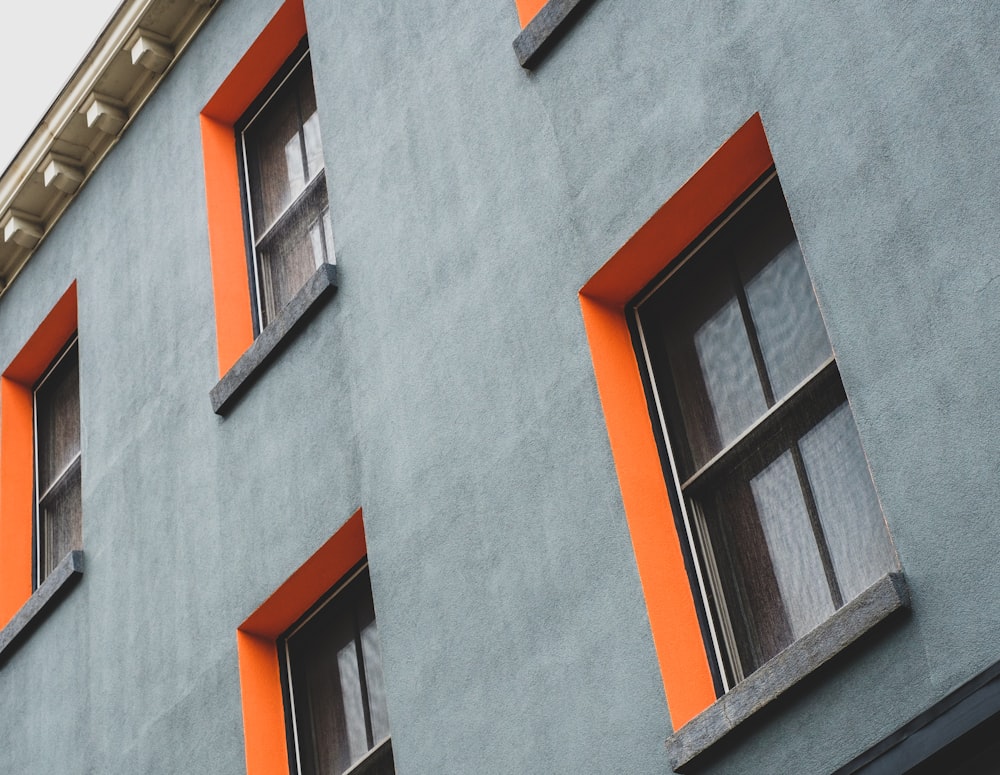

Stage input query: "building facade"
[{"left": 0, "top": 0, "right": 999, "bottom": 773}]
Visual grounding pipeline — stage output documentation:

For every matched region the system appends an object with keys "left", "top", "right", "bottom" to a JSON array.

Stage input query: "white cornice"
[{"left": 0, "top": 0, "right": 220, "bottom": 297}]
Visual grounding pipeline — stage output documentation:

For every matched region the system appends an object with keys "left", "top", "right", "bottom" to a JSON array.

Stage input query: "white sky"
[{"left": 0, "top": 0, "right": 123, "bottom": 173}]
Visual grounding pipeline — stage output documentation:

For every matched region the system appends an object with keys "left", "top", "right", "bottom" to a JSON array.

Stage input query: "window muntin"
[
  {"left": 284, "top": 564, "right": 394, "bottom": 775},
  {"left": 635, "top": 174, "right": 896, "bottom": 689},
  {"left": 33, "top": 338, "right": 82, "bottom": 586},
  {"left": 240, "top": 48, "right": 333, "bottom": 332}
]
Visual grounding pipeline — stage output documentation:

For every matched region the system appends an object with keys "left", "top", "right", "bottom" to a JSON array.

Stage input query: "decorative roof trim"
[{"left": 0, "top": 0, "right": 220, "bottom": 297}]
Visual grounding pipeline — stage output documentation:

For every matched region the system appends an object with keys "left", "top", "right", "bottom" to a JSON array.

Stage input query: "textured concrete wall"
[{"left": 0, "top": 0, "right": 997, "bottom": 773}]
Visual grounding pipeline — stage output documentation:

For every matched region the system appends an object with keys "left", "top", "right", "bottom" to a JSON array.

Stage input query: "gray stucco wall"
[{"left": 0, "top": 0, "right": 998, "bottom": 773}]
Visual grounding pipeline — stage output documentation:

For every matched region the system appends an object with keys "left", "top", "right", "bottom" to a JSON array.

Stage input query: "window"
[
  {"left": 236, "top": 510, "right": 391, "bottom": 775},
  {"left": 238, "top": 46, "right": 333, "bottom": 334},
  {"left": 512, "top": 0, "right": 594, "bottom": 69},
  {"left": 632, "top": 172, "right": 896, "bottom": 690},
  {"left": 33, "top": 338, "right": 82, "bottom": 586},
  {"left": 282, "top": 564, "right": 393, "bottom": 775},
  {"left": 0, "top": 282, "right": 83, "bottom": 659},
  {"left": 202, "top": 0, "right": 340, "bottom": 414},
  {"left": 580, "top": 117, "right": 906, "bottom": 761}
]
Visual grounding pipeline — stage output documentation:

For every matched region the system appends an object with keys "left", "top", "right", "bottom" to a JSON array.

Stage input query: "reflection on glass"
[
  {"left": 258, "top": 187, "right": 331, "bottom": 327},
  {"left": 284, "top": 132, "right": 307, "bottom": 199},
  {"left": 799, "top": 403, "right": 896, "bottom": 601},
  {"left": 745, "top": 241, "right": 831, "bottom": 400},
  {"left": 303, "top": 112, "right": 324, "bottom": 182},
  {"left": 246, "top": 84, "right": 302, "bottom": 230},
  {"left": 360, "top": 613, "right": 391, "bottom": 744},
  {"left": 41, "top": 464, "right": 82, "bottom": 578},
  {"left": 751, "top": 452, "right": 834, "bottom": 639},
  {"left": 335, "top": 636, "right": 368, "bottom": 768},
  {"left": 694, "top": 296, "right": 769, "bottom": 457}
]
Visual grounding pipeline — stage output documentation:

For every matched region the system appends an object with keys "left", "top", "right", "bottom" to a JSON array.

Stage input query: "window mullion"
[
  {"left": 253, "top": 170, "right": 326, "bottom": 252},
  {"left": 680, "top": 357, "right": 838, "bottom": 494},
  {"left": 788, "top": 442, "right": 845, "bottom": 609},
  {"left": 36, "top": 452, "right": 82, "bottom": 506},
  {"left": 294, "top": 85, "right": 311, "bottom": 183},
  {"left": 731, "top": 264, "right": 776, "bottom": 407},
  {"left": 353, "top": 605, "right": 376, "bottom": 751}
]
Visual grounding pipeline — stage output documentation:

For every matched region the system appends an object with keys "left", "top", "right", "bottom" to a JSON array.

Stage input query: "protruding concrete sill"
[
  {"left": 667, "top": 572, "right": 910, "bottom": 772},
  {"left": 513, "top": 0, "right": 595, "bottom": 69},
  {"left": 210, "top": 263, "right": 338, "bottom": 415},
  {"left": 0, "top": 550, "right": 84, "bottom": 663}
]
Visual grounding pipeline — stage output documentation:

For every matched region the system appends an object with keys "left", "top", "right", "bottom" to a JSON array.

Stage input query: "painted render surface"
[{"left": 0, "top": 1, "right": 998, "bottom": 773}]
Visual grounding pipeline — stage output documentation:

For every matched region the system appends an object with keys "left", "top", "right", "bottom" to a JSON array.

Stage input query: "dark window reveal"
[
  {"left": 284, "top": 565, "right": 394, "bottom": 775},
  {"left": 34, "top": 338, "right": 82, "bottom": 586},
  {"left": 240, "top": 47, "right": 333, "bottom": 332},
  {"left": 634, "top": 174, "right": 896, "bottom": 689}
]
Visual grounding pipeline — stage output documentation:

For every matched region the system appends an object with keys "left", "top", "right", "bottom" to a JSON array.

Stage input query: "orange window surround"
[
  {"left": 200, "top": 0, "right": 308, "bottom": 376},
  {"left": 578, "top": 114, "right": 775, "bottom": 729},
  {"left": 0, "top": 281, "right": 78, "bottom": 627},
  {"left": 515, "top": 0, "right": 548, "bottom": 27},
  {"left": 237, "top": 508, "right": 368, "bottom": 775}
]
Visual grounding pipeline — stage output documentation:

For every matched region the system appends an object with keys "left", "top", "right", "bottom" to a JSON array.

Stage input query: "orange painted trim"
[
  {"left": 0, "top": 281, "right": 78, "bottom": 626},
  {"left": 200, "top": 0, "right": 307, "bottom": 376},
  {"left": 237, "top": 508, "right": 368, "bottom": 775},
  {"left": 515, "top": 0, "right": 548, "bottom": 27},
  {"left": 579, "top": 114, "right": 774, "bottom": 728}
]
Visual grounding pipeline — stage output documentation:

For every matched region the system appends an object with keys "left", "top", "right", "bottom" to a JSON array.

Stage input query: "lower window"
[
  {"left": 633, "top": 172, "right": 897, "bottom": 690},
  {"left": 282, "top": 563, "right": 394, "bottom": 775}
]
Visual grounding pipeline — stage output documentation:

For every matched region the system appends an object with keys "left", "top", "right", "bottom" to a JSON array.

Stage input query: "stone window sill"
[
  {"left": 0, "top": 550, "right": 84, "bottom": 664},
  {"left": 210, "top": 263, "right": 338, "bottom": 415},
  {"left": 667, "top": 572, "right": 910, "bottom": 772},
  {"left": 513, "top": 0, "right": 594, "bottom": 69}
]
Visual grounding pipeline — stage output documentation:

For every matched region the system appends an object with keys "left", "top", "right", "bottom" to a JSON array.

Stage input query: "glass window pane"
[
  {"left": 40, "top": 462, "right": 82, "bottom": 578},
  {"left": 290, "top": 602, "right": 367, "bottom": 775},
  {"left": 644, "top": 263, "right": 768, "bottom": 472},
  {"left": 245, "top": 84, "right": 305, "bottom": 232},
  {"left": 298, "top": 70, "right": 324, "bottom": 180},
  {"left": 744, "top": 240, "right": 831, "bottom": 400},
  {"left": 35, "top": 344, "right": 81, "bottom": 492},
  {"left": 257, "top": 186, "right": 329, "bottom": 326},
  {"left": 334, "top": 636, "right": 369, "bottom": 768},
  {"left": 698, "top": 474, "right": 793, "bottom": 675},
  {"left": 698, "top": 449, "right": 835, "bottom": 677},
  {"left": 750, "top": 452, "right": 835, "bottom": 639},
  {"left": 358, "top": 596, "right": 391, "bottom": 745},
  {"left": 694, "top": 296, "right": 768, "bottom": 455},
  {"left": 799, "top": 402, "right": 896, "bottom": 601}
]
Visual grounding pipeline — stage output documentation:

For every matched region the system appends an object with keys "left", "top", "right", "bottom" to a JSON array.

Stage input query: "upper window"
[
  {"left": 238, "top": 46, "right": 333, "bottom": 334},
  {"left": 33, "top": 337, "right": 82, "bottom": 587},
  {"left": 282, "top": 564, "right": 394, "bottom": 775},
  {"left": 633, "top": 173, "right": 897, "bottom": 690}
]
